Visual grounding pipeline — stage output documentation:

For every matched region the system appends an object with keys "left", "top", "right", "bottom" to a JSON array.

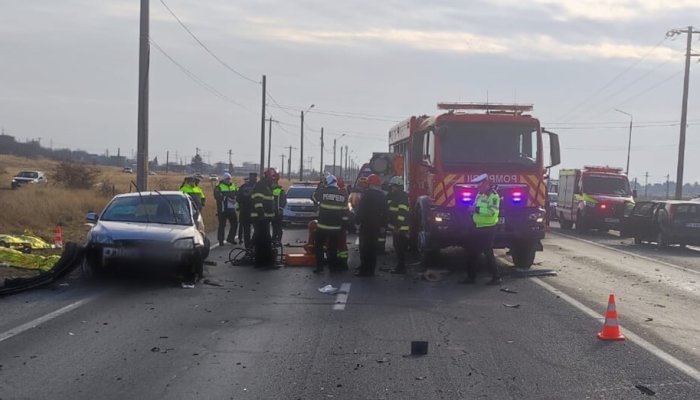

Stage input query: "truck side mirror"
[
  {"left": 544, "top": 130, "right": 561, "bottom": 167},
  {"left": 85, "top": 212, "right": 98, "bottom": 223}
]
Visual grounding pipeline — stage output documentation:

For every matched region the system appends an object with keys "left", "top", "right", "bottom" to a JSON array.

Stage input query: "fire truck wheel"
[{"left": 511, "top": 243, "right": 536, "bottom": 269}]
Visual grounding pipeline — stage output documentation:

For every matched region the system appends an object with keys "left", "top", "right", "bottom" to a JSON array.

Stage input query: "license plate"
[
  {"left": 498, "top": 217, "right": 505, "bottom": 225},
  {"left": 104, "top": 247, "right": 139, "bottom": 258},
  {"left": 604, "top": 218, "right": 620, "bottom": 223},
  {"left": 686, "top": 222, "right": 700, "bottom": 228}
]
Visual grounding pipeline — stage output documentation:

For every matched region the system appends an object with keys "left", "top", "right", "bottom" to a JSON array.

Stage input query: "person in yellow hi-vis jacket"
[{"left": 461, "top": 173, "right": 502, "bottom": 285}]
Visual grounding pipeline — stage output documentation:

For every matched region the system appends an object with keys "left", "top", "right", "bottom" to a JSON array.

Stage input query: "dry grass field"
[{"left": 0, "top": 155, "right": 297, "bottom": 246}]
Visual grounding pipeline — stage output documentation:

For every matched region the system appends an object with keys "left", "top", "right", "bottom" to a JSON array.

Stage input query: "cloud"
[{"left": 239, "top": 20, "right": 683, "bottom": 62}]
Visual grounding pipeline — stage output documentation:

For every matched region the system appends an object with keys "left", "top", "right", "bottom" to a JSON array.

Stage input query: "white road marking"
[
  {"left": 552, "top": 231, "right": 700, "bottom": 276},
  {"left": 0, "top": 296, "right": 99, "bottom": 343},
  {"left": 532, "top": 278, "right": 700, "bottom": 383},
  {"left": 333, "top": 283, "right": 351, "bottom": 311}
]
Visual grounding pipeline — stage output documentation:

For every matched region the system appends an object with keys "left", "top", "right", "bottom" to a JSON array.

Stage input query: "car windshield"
[
  {"left": 438, "top": 123, "right": 539, "bottom": 170},
  {"left": 17, "top": 171, "right": 39, "bottom": 178},
  {"left": 287, "top": 187, "right": 316, "bottom": 199},
  {"left": 100, "top": 194, "right": 193, "bottom": 225},
  {"left": 583, "top": 176, "right": 631, "bottom": 196}
]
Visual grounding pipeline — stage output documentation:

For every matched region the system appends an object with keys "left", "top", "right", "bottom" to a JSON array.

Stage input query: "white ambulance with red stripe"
[{"left": 387, "top": 103, "right": 561, "bottom": 269}]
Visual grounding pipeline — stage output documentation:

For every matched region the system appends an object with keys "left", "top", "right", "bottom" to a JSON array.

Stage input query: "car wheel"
[
  {"left": 200, "top": 236, "right": 211, "bottom": 260},
  {"left": 575, "top": 213, "right": 587, "bottom": 232},
  {"left": 80, "top": 255, "right": 102, "bottom": 281}
]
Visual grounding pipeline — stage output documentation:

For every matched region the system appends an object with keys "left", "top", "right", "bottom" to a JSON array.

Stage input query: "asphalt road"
[{"left": 1, "top": 226, "right": 699, "bottom": 399}]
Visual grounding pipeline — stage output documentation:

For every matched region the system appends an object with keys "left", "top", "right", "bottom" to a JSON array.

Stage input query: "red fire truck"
[
  {"left": 556, "top": 166, "right": 634, "bottom": 231},
  {"left": 387, "top": 102, "right": 560, "bottom": 269}
]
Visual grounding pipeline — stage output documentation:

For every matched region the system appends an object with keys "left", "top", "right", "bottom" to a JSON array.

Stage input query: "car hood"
[
  {"left": 286, "top": 198, "right": 315, "bottom": 206},
  {"left": 92, "top": 220, "right": 196, "bottom": 242},
  {"left": 13, "top": 177, "right": 36, "bottom": 182}
]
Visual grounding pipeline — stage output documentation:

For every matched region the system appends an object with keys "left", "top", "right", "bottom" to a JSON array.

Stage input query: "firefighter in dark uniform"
[
  {"left": 313, "top": 175, "right": 349, "bottom": 274},
  {"left": 272, "top": 180, "right": 287, "bottom": 243},
  {"left": 251, "top": 169, "right": 277, "bottom": 268},
  {"left": 214, "top": 172, "right": 238, "bottom": 246},
  {"left": 237, "top": 173, "right": 257, "bottom": 249},
  {"left": 355, "top": 174, "right": 387, "bottom": 277},
  {"left": 461, "top": 173, "right": 502, "bottom": 285},
  {"left": 387, "top": 176, "right": 410, "bottom": 274}
]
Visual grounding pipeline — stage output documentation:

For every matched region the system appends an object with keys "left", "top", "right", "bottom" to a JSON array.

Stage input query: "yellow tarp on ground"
[
  {"left": 0, "top": 247, "right": 60, "bottom": 272},
  {"left": 0, "top": 232, "right": 55, "bottom": 250}
]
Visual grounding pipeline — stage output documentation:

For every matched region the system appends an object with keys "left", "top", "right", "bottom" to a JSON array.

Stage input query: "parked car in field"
[
  {"left": 620, "top": 200, "right": 700, "bottom": 248},
  {"left": 82, "top": 191, "right": 211, "bottom": 279},
  {"left": 122, "top": 167, "right": 133, "bottom": 173},
  {"left": 11, "top": 170, "right": 47, "bottom": 189},
  {"left": 282, "top": 183, "right": 319, "bottom": 225}
]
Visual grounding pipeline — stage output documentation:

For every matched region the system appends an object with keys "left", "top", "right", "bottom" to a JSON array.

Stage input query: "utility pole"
[
  {"left": 320, "top": 127, "right": 324, "bottom": 178},
  {"left": 267, "top": 117, "right": 278, "bottom": 169},
  {"left": 333, "top": 138, "right": 337, "bottom": 176},
  {"left": 308, "top": 156, "right": 314, "bottom": 176},
  {"left": 644, "top": 172, "right": 649, "bottom": 198},
  {"left": 344, "top": 145, "right": 348, "bottom": 181},
  {"left": 666, "top": 174, "right": 671, "bottom": 199},
  {"left": 136, "top": 0, "right": 150, "bottom": 191},
  {"left": 300, "top": 105, "right": 314, "bottom": 181},
  {"left": 228, "top": 149, "right": 233, "bottom": 172},
  {"left": 667, "top": 26, "right": 700, "bottom": 199},
  {"left": 166, "top": 151, "right": 169, "bottom": 174},
  {"left": 339, "top": 145, "right": 343, "bottom": 178},
  {"left": 285, "top": 146, "right": 295, "bottom": 181},
  {"left": 259, "top": 75, "right": 266, "bottom": 177},
  {"left": 280, "top": 154, "right": 285, "bottom": 177}
]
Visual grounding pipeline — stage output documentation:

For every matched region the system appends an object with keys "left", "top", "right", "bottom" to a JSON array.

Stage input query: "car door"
[{"left": 623, "top": 202, "right": 649, "bottom": 238}]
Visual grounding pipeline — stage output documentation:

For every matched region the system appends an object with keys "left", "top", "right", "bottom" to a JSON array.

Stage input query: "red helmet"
[
  {"left": 264, "top": 168, "right": 280, "bottom": 181},
  {"left": 337, "top": 177, "right": 346, "bottom": 190},
  {"left": 367, "top": 174, "right": 381, "bottom": 187}
]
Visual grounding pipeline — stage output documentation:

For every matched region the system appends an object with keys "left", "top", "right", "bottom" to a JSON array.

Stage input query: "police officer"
[
  {"left": 180, "top": 176, "right": 203, "bottom": 210},
  {"left": 272, "top": 179, "right": 287, "bottom": 243},
  {"left": 251, "top": 168, "right": 277, "bottom": 268},
  {"left": 461, "top": 173, "right": 502, "bottom": 285},
  {"left": 313, "top": 175, "right": 349, "bottom": 274},
  {"left": 355, "top": 174, "right": 387, "bottom": 277},
  {"left": 237, "top": 173, "right": 257, "bottom": 249},
  {"left": 214, "top": 172, "right": 239, "bottom": 246},
  {"left": 387, "top": 176, "right": 410, "bottom": 274}
]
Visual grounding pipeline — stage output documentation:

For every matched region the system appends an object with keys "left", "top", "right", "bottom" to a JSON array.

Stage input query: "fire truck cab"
[
  {"left": 388, "top": 102, "right": 561, "bottom": 269},
  {"left": 556, "top": 166, "right": 634, "bottom": 231}
]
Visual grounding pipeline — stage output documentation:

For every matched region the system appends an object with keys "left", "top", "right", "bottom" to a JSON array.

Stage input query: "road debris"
[
  {"left": 411, "top": 341, "right": 429, "bottom": 355},
  {"left": 415, "top": 376, "right": 427, "bottom": 381},
  {"left": 202, "top": 279, "right": 223, "bottom": 287},
  {"left": 503, "top": 303, "right": 521, "bottom": 309},
  {"left": 422, "top": 269, "right": 448, "bottom": 282},
  {"left": 500, "top": 288, "right": 518, "bottom": 294},
  {"left": 151, "top": 347, "right": 160, "bottom": 353},
  {"left": 318, "top": 285, "right": 339, "bottom": 294},
  {"left": 645, "top": 318, "right": 654, "bottom": 322},
  {"left": 376, "top": 357, "right": 390, "bottom": 364},
  {"left": 634, "top": 384, "right": 656, "bottom": 396}
]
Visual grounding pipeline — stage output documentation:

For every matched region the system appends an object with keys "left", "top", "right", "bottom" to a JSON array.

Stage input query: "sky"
[{"left": 1, "top": 0, "right": 699, "bottom": 184}]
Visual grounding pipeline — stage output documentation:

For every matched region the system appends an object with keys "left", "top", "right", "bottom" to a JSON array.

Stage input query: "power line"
[
  {"left": 149, "top": 38, "right": 248, "bottom": 108},
  {"left": 158, "top": 0, "right": 259, "bottom": 85},
  {"left": 555, "top": 35, "right": 670, "bottom": 122},
  {"left": 614, "top": 67, "right": 687, "bottom": 108}
]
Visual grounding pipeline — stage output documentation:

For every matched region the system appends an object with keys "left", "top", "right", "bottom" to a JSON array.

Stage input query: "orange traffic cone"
[
  {"left": 54, "top": 225, "right": 64, "bottom": 249},
  {"left": 597, "top": 294, "right": 625, "bottom": 341}
]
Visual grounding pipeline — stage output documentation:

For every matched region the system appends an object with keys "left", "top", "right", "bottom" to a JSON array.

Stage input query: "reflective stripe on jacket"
[
  {"left": 388, "top": 190, "right": 410, "bottom": 233},
  {"left": 316, "top": 186, "right": 348, "bottom": 231},
  {"left": 251, "top": 180, "right": 275, "bottom": 220},
  {"left": 473, "top": 191, "right": 500, "bottom": 228}
]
